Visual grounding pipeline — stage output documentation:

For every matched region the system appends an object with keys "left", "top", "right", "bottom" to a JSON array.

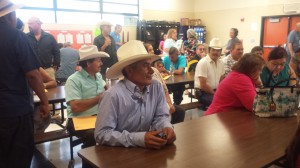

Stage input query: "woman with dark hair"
[
  {"left": 205, "top": 53, "right": 265, "bottom": 115},
  {"left": 224, "top": 28, "right": 239, "bottom": 55},
  {"left": 260, "top": 46, "right": 296, "bottom": 87}
]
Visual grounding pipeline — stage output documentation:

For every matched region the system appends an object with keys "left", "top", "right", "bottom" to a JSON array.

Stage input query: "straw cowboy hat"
[
  {"left": 0, "top": 0, "right": 24, "bottom": 18},
  {"left": 106, "top": 40, "right": 160, "bottom": 79},
  {"left": 209, "top": 38, "right": 223, "bottom": 50},
  {"left": 78, "top": 45, "right": 109, "bottom": 62}
]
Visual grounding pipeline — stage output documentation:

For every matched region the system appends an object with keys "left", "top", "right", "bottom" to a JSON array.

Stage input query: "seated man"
[
  {"left": 65, "top": 45, "right": 109, "bottom": 149},
  {"left": 34, "top": 68, "right": 57, "bottom": 134},
  {"left": 95, "top": 40, "right": 176, "bottom": 149},
  {"left": 194, "top": 38, "right": 225, "bottom": 108},
  {"left": 163, "top": 47, "right": 187, "bottom": 105},
  {"left": 55, "top": 42, "right": 80, "bottom": 84},
  {"left": 221, "top": 40, "right": 243, "bottom": 77}
]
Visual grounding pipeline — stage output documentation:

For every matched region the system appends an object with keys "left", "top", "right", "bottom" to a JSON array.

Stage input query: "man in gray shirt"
[
  {"left": 286, "top": 22, "right": 300, "bottom": 63},
  {"left": 95, "top": 40, "right": 176, "bottom": 149},
  {"left": 55, "top": 42, "right": 80, "bottom": 83}
]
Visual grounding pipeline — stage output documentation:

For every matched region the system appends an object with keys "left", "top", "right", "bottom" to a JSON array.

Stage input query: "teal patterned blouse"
[{"left": 260, "top": 63, "right": 290, "bottom": 87}]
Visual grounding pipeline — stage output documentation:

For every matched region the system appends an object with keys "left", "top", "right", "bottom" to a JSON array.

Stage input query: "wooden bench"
[
  {"left": 179, "top": 102, "right": 202, "bottom": 111},
  {"left": 34, "top": 129, "right": 70, "bottom": 144}
]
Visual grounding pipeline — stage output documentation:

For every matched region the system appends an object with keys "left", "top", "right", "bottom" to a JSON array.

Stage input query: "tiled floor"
[{"left": 32, "top": 92, "right": 205, "bottom": 168}]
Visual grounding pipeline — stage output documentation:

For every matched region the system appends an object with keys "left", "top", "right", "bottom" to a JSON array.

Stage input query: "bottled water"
[{"left": 170, "top": 63, "right": 174, "bottom": 76}]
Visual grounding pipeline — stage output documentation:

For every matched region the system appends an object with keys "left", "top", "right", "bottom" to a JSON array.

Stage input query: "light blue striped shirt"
[{"left": 95, "top": 79, "right": 172, "bottom": 147}]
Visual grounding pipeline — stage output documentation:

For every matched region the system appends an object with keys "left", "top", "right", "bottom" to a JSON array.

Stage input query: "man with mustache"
[
  {"left": 65, "top": 45, "right": 109, "bottom": 167},
  {"left": 194, "top": 38, "right": 225, "bottom": 108},
  {"left": 95, "top": 40, "right": 176, "bottom": 149}
]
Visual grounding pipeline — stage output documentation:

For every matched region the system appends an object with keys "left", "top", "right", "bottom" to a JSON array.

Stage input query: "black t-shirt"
[{"left": 0, "top": 22, "right": 41, "bottom": 118}]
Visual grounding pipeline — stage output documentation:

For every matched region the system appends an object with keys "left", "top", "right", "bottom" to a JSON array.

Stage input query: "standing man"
[
  {"left": 27, "top": 16, "right": 60, "bottom": 79},
  {"left": 286, "top": 22, "right": 300, "bottom": 63},
  {"left": 0, "top": 1, "right": 49, "bottom": 167},
  {"left": 94, "top": 21, "right": 118, "bottom": 79},
  {"left": 110, "top": 24, "right": 123, "bottom": 50},
  {"left": 222, "top": 40, "right": 243, "bottom": 76},
  {"left": 95, "top": 40, "right": 176, "bottom": 149},
  {"left": 194, "top": 38, "right": 225, "bottom": 108}
]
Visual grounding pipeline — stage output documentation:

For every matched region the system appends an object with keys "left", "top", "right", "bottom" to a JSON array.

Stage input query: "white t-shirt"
[
  {"left": 194, "top": 56, "right": 225, "bottom": 90},
  {"left": 163, "top": 39, "right": 177, "bottom": 55}
]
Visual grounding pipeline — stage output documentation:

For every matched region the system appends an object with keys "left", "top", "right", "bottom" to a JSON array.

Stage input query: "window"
[
  {"left": 57, "top": 11, "right": 101, "bottom": 25},
  {"left": 12, "top": 0, "right": 139, "bottom": 24},
  {"left": 12, "top": 0, "right": 53, "bottom": 8},
  {"left": 103, "top": 0, "right": 138, "bottom": 5},
  {"left": 16, "top": 9, "right": 56, "bottom": 23},
  {"left": 57, "top": 0, "right": 100, "bottom": 12},
  {"left": 103, "top": 3, "right": 138, "bottom": 14}
]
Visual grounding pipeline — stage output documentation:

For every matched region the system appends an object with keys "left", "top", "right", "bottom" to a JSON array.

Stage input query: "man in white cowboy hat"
[
  {"left": 194, "top": 38, "right": 225, "bottom": 108},
  {"left": 0, "top": 0, "right": 49, "bottom": 167},
  {"left": 65, "top": 45, "right": 109, "bottom": 154},
  {"left": 95, "top": 40, "right": 176, "bottom": 149},
  {"left": 27, "top": 16, "right": 60, "bottom": 79},
  {"left": 93, "top": 20, "right": 118, "bottom": 79}
]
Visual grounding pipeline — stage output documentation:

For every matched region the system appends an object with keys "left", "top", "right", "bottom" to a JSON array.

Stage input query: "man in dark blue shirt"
[{"left": 0, "top": 1, "right": 49, "bottom": 167}]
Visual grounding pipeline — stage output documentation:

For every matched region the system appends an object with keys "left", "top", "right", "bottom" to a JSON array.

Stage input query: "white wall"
[
  {"left": 193, "top": 0, "right": 297, "bottom": 52},
  {"left": 140, "top": 0, "right": 195, "bottom": 21}
]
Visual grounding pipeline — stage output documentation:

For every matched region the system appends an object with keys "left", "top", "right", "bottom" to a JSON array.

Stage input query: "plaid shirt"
[{"left": 222, "top": 55, "right": 238, "bottom": 76}]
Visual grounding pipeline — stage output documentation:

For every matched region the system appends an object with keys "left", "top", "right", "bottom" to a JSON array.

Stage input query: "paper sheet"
[{"left": 72, "top": 116, "right": 97, "bottom": 131}]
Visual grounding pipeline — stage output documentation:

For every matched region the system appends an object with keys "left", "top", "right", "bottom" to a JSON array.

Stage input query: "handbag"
[{"left": 253, "top": 78, "right": 300, "bottom": 117}]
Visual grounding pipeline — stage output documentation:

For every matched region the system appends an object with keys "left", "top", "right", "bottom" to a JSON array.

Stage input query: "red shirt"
[{"left": 205, "top": 71, "right": 256, "bottom": 115}]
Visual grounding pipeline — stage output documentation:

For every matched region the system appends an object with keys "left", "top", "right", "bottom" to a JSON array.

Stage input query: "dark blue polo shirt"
[{"left": 0, "top": 22, "right": 41, "bottom": 118}]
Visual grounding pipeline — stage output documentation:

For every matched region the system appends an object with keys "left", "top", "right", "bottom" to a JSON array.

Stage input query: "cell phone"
[{"left": 155, "top": 132, "right": 167, "bottom": 139}]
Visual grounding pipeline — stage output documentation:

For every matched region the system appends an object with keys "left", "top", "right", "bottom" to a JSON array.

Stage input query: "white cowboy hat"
[
  {"left": 106, "top": 40, "right": 160, "bottom": 79},
  {"left": 79, "top": 45, "right": 109, "bottom": 62},
  {"left": 98, "top": 20, "right": 113, "bottom": 27},
  {"left": 0, "top": 0, "right": 24, "bottom": 18},
  {"left": 209, "top": 38, "right": 223, "bottom": 50}
]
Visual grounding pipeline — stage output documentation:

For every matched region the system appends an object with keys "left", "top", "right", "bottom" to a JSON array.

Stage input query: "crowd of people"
[{"left": 2, "top": 0, "right": 300, "bottom": 167}]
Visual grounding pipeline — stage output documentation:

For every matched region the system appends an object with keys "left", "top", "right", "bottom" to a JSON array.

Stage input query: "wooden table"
[
  {"left": 34, "top": 86, "right": 66, "bottom": 125},
  {"left": 165, "top": 71, "right": 194, "bottom": 86},
  {"left": 78, "top": 110, "right": 298, "bottom": 168}
]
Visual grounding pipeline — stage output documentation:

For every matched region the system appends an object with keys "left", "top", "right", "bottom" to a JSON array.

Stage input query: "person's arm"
[
  {"left": 101, "top": 37, "right": 111, "bottom": 51},
  {"left": 158, "top": 41, "right": 164, "bottom": 53},
  {"left": 288, "top": 43, "right": 295, "bottom": 57},
  {"left": 52, "top": 37, "right": 60, "bottom": 69},
  {"left": 174, "top": 67, "right": 184, "bottom": 75},
  {"left": 26, "top": 69, "right": 49, "bottom": 117},
  {"left": 174, "top": 56, "right": 187, "bottom": 75},
  {"left": 289, "top": 65, "right": 297, "bottom": 86},
  {"left": 69, "top": 94, "right": 102, "bottom": 113},
  {"left": 290, "top": 60, "right": 300, "bottom": 78},
  {"left": 39, "top": 67, "right": 57, "bottom": 89},
  {"left": 199, "top": 77, "right": 215, "bottom": 94}
]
